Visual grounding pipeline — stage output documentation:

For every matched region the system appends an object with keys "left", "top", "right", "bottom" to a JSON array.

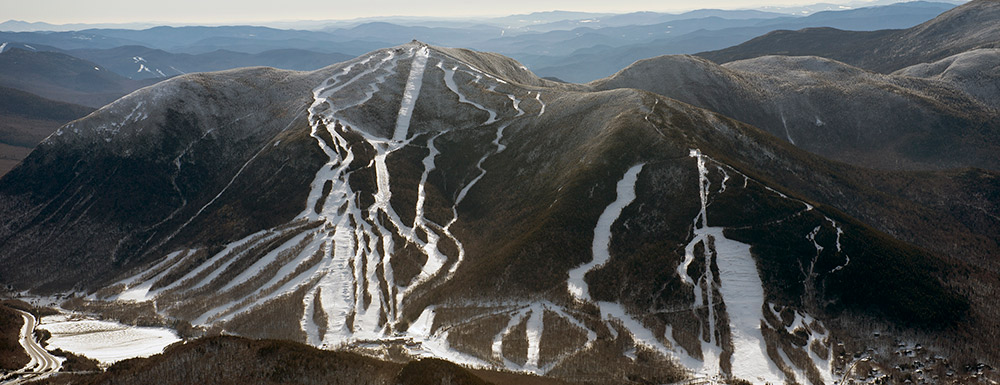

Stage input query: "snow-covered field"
[{"left": 38, "top": 314, "right": 180, "bottom": 365}]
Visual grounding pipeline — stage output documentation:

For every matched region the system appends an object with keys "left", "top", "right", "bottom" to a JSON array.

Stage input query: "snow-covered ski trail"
[
  {"left": 567, "top": 164, "right": 644, "bottom": 302},
  {"left": 677, "top": 149, "right": 783, "bottom": 382},
  {"left": 675, "top": 149, "right": 848, "bottom": 384}
]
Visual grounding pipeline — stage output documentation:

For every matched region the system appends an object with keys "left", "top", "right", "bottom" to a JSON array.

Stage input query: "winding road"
[{"left": 1, "top": 308, "right": 61, "bottom": 384}]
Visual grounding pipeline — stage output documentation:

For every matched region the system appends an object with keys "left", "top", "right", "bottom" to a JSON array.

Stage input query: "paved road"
[{"left": 0, "top": 308, "right": 61, "bottom": 384}]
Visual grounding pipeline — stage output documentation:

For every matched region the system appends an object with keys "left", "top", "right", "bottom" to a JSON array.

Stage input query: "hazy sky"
[{"left": 4, "top": 0, "right": 871, "bottom": 25}]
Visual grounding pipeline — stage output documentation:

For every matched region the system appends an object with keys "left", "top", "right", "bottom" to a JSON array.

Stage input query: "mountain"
[
  {"left": 525, "top": 1, "right": 957, "bottom": 82},
  {"left": 0, "top": 2, "right": 959, "bottom": 84},
  {"left": 0, "top": 20, "right": 159, "bottom": 32},
  {"left": 1, "top": 27, "right": 387, "bottom": 56},
  {"left": 1, "top": 42, "right": 996, "bottom": 384},
  {"left": 0, "top": 48, "right": 156, "bottom": 107},
  {"left": 509, "top": 9, "right": 790, "bottom": 32},
  {"left": 753, "top": 1, "right": 955, "bottom": 30},
  {"left": 61, "top": 45, "right": 353, "bottom": 80},
  {"left": 591, "top": 54, "right": 1000, "bottom": 171},
  {"left": 322, "top": 22, "right": 504, "bottom": 48},
  {"left": 893, "top": 48, "right": 1000, "bottom": 109},
  {"left": 478, "top": 17, "right": 775, "bottom": 58},
  {"left": 76, "top": 26, "right": 341, "bottom": 52},
  {"left": 0, "top": 86, "right": 94, "bottom": 176},
  {"left": 698, "top": 0, "right": 1000, "bottom": 73},
  {"left": 0, "top": 31, "right": 144, "bottom": 50},
  {"left": 599, "top": 9, "right": 789, "bottom": 26}
]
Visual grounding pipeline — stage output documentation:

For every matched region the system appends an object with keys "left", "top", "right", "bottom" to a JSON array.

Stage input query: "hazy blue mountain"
[
  {"left": 65, "top": 45, "right": 354, "bottom": 79},
  {"left": 76, "top": 26, "right": 344, "bottom": 52},
  {"left": 0, "top": 20, "right": 158, "bottom": 32},
  {"left": 754, "top": 0, "right": 955, "bottom": 30},
  {"left": 0, "top": 30, "right": 144, "bottom": 50},
  {"left": 477, "top": 17, "right": 777, "bottom": 57},
  {"left": 322, "top": 22, "right": 504, "bottom": 48}
]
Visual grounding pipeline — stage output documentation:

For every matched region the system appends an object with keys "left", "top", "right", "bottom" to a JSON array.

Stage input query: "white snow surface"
[
  {"left": 709, "top": 225, "right": 785, "bottom": 383},
  {"left": 394, "top": 46, "right": 430, "bottom": 141},
  {"left": 38, "top": 314, "right": 180, "bottom": 365}
]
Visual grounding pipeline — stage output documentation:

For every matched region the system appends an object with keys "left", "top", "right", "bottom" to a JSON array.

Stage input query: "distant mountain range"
[
  {"left": 525, "top": 1, "right": 957, "bottom": 81},
  {"left": 698, "top": 0, "right": 1000, "bottom": 72},
  {"left": 0, "top": 1, "right": 959, "bottom": 82}
]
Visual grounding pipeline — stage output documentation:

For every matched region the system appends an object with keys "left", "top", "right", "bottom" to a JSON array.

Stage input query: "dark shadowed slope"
[{"left": 0, "top": 86, "right": 94, "bottom": 176}]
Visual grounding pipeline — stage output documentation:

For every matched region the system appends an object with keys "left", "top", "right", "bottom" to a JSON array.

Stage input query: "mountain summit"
[{"left": 699, "top": 0, "right": 1000, "bottom": 73}]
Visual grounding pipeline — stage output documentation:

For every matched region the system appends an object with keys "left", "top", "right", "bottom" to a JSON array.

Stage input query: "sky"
[{"left": 2, "top": 0, "right": 884, "bottom": 25}]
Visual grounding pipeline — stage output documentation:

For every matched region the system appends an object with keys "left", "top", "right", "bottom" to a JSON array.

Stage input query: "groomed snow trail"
[
  {"left": 681, "top": 149, "right": 785, "bottom": 383},
  {"left": 567, "top": 164, "right": 644, "bottom": 302},
  {"left": 417, "top": 300, "right": 597, "bottom": 375},
  {"left": 394, "top": 46, "right": 430, "bottom": 141},
  {"left": 679, "top": 149, "right": 846, "bottom": 384}
]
